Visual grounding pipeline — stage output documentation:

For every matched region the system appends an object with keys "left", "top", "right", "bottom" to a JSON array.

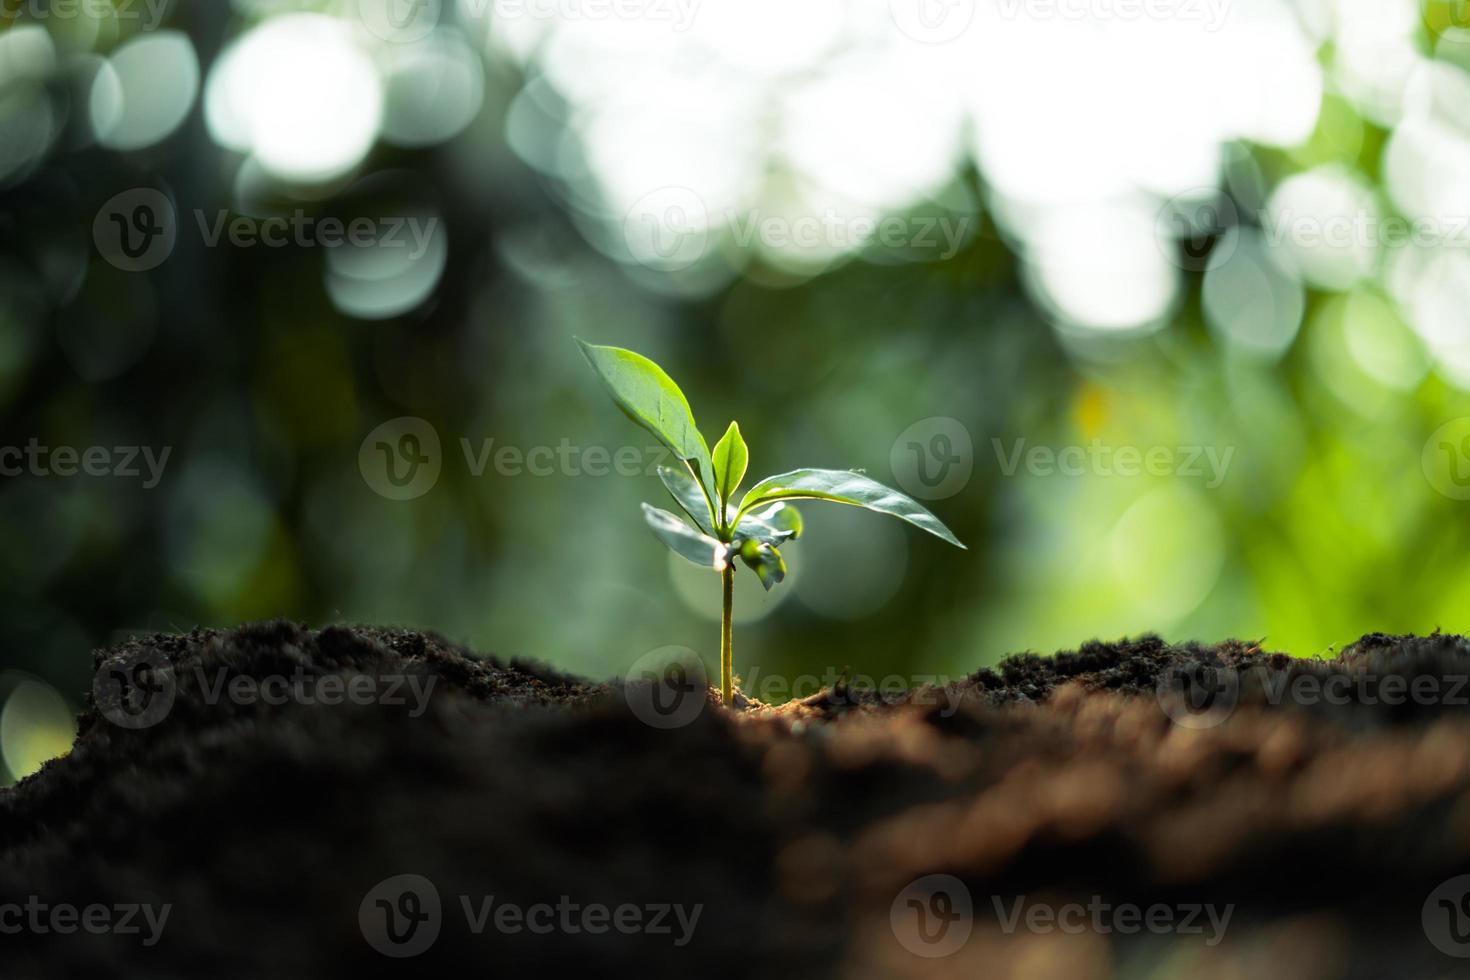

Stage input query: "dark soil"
[{"left": 5, "top": 623, "right": 1470, "bottom": 978}]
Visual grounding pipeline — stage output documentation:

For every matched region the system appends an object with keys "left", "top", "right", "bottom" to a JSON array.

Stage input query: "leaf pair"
[
  {"left": 640, "top": 474, "right": 799, "bottom": 589},
  {"left": 578, "top": 340, "right": 965, "bottom": 594}
]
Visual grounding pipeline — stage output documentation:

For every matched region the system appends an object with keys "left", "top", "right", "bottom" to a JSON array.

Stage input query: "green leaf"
[
  {"left": 733, "top": 505, "right": 800, "bottom": 547},
  {"left": 737, "top": 539, "right": 787, "bottom": 591},
  {"left": 578, "top": 340, "right": 716, "bottom": 502},
  {"left": 642, "top": 504, "right": 731, "bottom": 570},
  {"left": 737, "top": 468, "right": 965, "bottom": 549},
  {"left": 657, "top": 465, "right": 717, "bottom": 535},
  {"left": 710, "top": 421, "right": 749, "bottom": 512},
  {"left": 754, "top": 502, "right": 803, "bottom": 540}
]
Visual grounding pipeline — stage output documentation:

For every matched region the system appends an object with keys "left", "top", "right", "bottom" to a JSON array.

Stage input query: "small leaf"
[
  {"left": 642, "top": 504, "right": 731, "bottom": 570},
  {"left": 734, "top": 508, "right": 796, "bottom": 547},
  {"left": 756, "top": 502, "right": 803, "bottom": 540},
  {"left": 737, "top": 468, "right": 965, "bottom": 548},
  {"left": 578, "top": 340, "right": 717, "bottom": 502},
  {"left": 738, "top": 540, "right": 786, "bottom": 591},
  {"left": 658, "top": 465, "right": 717, "bottom": 535},
  {"left": 710, "top": 421, "right": 749, "bottom": 512}
]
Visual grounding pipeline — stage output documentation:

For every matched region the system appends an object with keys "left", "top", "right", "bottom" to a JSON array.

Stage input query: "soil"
[{"left": 5, "top": 623, "right": 1470, "bottom": 978}]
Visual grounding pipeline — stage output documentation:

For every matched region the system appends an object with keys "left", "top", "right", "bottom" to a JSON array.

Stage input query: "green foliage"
[
  {"left": 577, "top": 340, "right": 718, "bottom": 507},
  {"left": 640, "top": 504, "right": 730, "bottom": 571},
  {"left": 737, "top": 468, "right": 966, "bottom": 549},
  {"left": 711, "top": 421, "right": 749, "bottom": 518},
  {"left": 738, "top": 539, "right": 787, "bottom": 591},
  {"left": 580, "top": 340, "right": 965, "bottom": 704},
  {"left": 657, "top": 465, "right": 717, "bottom": 536},
  {"left": 733, "top": 505, "right": 799, "bottom": 548}
]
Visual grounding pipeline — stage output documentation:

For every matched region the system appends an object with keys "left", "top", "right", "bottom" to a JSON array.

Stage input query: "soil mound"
[{"left": 4, "top": 622, "right": 1470, "bottom": 978}]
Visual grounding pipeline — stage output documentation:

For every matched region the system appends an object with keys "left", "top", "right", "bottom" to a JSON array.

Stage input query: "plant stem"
[{"left": 720, "top": 563, "right": 734, "bottom": 706}]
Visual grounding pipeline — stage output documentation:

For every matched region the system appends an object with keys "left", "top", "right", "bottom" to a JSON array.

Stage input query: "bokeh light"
[
  {"left": 93, "top": 31, "right": 199, "bottom": 152},
  {"left": 2, "top": 0, "right": 1470, "bottom": 751},
  {"left": 206, "top": 13, "right": 383, "bottom": 183},
  {"left": 0, "top": 676, "right": 74, "bottom": 783}
]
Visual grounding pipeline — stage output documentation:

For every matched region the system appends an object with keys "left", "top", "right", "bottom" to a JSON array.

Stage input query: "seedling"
[{"left": 579, "top": 340, "right": 966, "bottom": 706}]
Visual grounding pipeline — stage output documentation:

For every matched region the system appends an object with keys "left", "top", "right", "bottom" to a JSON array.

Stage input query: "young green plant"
[{"left": 578, "top": 341, "right": 966, "bottom": 706}]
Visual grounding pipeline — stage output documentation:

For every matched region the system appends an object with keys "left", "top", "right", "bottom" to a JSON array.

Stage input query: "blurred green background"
[{"left": 3, "top": 0, "right": 1470, "bottom": 780}]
